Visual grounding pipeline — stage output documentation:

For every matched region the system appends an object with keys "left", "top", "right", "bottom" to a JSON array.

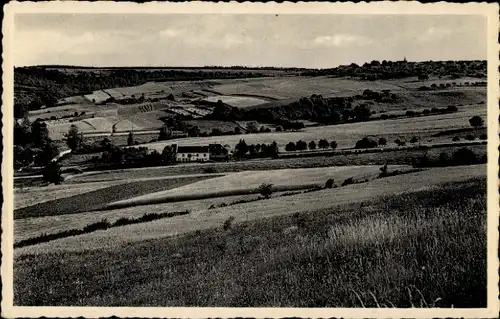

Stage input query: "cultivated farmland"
[
  {"left": 14, "top": 164, "right": 485, "bottom": 256},
  {"left": 134, "top": 106, "right": 487, "bottom": 152}
]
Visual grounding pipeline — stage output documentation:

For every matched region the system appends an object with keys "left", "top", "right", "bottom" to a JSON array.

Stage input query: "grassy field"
[
  {"left": 137, "top": 106, "right": 486, "bottom": 151},
  {"left": 14, "top": 180, "right": 126, "bottom": 209},
  {"left": 14, "top": 175, "right": 486, "bottom": 307},
  {"left": 14, "top": 164, "right": 485, "bottom": 255},
  {"left": 110, "top": 165, "right": 411, "bottom": 208},
  {"left": 14, "top": 175, "right": 214, "bottom": 219},
  {"left": 65, "top": 143, "right": 486, "bottom": 183}
]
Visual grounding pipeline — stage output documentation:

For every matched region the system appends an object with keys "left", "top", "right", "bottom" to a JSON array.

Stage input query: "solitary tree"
[
  {"left": 246, "top": 122, "right": 259, "bottom": 133},
  {"left": 127, "top": 131, "right": 135, "bottom": 146},
  {"left": 296, "top": 140, "right": 308, "bottom": 151},
  {"left": 318, "top": 139, "right": 329, "bottom": 149},
  {"left": 469, "top": 115, "right": 484, "bottom": 128},
  {"left": 330, "top": 141, "right": 338, "bottom": 150},
  {"left": 258, "top": 183, "right": 273, "bottom": 199},
  {"left": 308, "top": 140, "right": 317, "bottom": 150},
  {"left": 234, "top": 126, "right": 241, "bottom": 134},
  {"left": 42, "top": 161, "right": 64, "bottom": 185},
  {"left": 66, "top": 125, "right": 84, "bottom": 151},
  {"left": 285, "top": 141, "right": 296, "bottom": 152},
  {"left": 235, "top": 139, "right": 249, "bottom": 159}
]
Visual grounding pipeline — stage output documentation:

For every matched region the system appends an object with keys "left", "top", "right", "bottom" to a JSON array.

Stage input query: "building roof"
[{"left": 177, "top": 145, "right": 209, "bottom": 153}]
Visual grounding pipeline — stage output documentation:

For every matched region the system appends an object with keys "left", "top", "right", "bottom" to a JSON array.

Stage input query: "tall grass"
[{"left": 14, "top": 178, "right": 486, "bottom": 307}]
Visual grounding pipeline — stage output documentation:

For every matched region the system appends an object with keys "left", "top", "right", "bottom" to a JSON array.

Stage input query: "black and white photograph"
[{"left": 2, "top": 2, "right": 499, "bottom": 318}]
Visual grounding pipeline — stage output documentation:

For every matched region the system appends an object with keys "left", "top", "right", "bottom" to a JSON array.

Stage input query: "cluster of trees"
[
  {"left": 300, "top": 60, "right": 486, "bottom": 81},
  {"left": 14, "top": 117, "right": 60, "bottom": 169},
  {"left": 285, "top": 139, "right": 338, "bottom": 152},
  {"left": 418, "top": 81, "right": 486, "bottom": 91},
  {"left": 413, "top": 148, "right": 486, "bottom": 168},
  {"left": 207, "top": 94, "right": 376, "bottom": 126},
  {"left": 234, "top": 139, "right": 279, "bottom": 159},
  {"left": 14, "top": 66, "right": 273, "bottom": 112}
]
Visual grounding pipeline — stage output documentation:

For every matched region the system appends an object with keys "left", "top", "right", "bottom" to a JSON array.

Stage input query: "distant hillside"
[
  {"left": 13, "top": 67, "right": 281, "bottom": 116},
  {"left": 301, "top": 60, "right": 486, "bottom": 81}
]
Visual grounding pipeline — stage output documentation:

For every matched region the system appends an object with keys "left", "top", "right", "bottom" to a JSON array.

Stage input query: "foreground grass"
[{"left": 14, "top": 178, "right": 486, "bottom": 307}]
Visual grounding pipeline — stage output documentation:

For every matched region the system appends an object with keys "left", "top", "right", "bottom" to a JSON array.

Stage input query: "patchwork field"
[
  {"left": 14, "top": 175, "right": 215, "bottom": 220},
  {"left": 202, "top": 95, "right": 271, "bottom": 108},
  {"left": 14, "top": 164, "right": 485, "bottom": 256},
  {"left": 134, "top": 106, "right": 487, "bottom": 152},
  {"left": 14, "top": 175, "right": 486, "bottom": 307},
  {"left": 108, "top": 165, "right": 411, "bottom": 209},
  {"left": 64, "top": 143, "right": 486, "bottom": 184}
]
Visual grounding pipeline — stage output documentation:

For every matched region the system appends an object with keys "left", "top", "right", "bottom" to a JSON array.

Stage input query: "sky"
[{"left": 13, "top": 14, "right": 487, "bottom": 68}]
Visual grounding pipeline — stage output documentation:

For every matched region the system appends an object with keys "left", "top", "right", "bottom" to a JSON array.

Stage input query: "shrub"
[
  {"left": 318, "top": 139, "right": 329, "bottom": 149},
  {"left": 203, "top": 167, "right": 217, "bottom": 174},
  {"left": 422, "top": 109, "right": 431, "bottom": 115},
  {"left": 308, "top": 140, "right": 317, "bottom": 150},
  {"left": 446, "top": 105, "right": 458, "bottom": 112},
  {"left": 452, "top": 148, "right": 477, "bottom": 165},
  {"left": 378, "top": 137, "right": 387, "bottom": 146},
  {"left": 325, "top": 178, "right": 334, "bottom": 189},
  {"left": 223, "top": 216, "right": 235, "bottom": 231},
  {"left": 355, "top": 137, "right": 378, "bottom": 149},
  {"left": 285, "top": 141, "right": 296, "bottom": 152},
  {"left": 479, "top": 133, "right": 487, "bottom": 140},
  {"left": 465, "top": 135, "right": 476, "bottom": 141},
  {"left": 342, "top": 177, "right": 354, "bottom": 186},
  {"left": 258, "top": 183, "right": 273, "bottom": 199},
  {"left": 82, "top": 219, "right": 110, "bottom": 232},
  {"left": 379, "top": 164, "right": 388, "bottom": 176},
  {"left": 330, "top": 141, "right": 338, "bottom": 150},
  {"left": 452, "top": 136, "right": 461, "bottom": 142},
  {"left": 410, "top": 136, "right": 419, "bottom": 143},
  {"left": 469, "top": 115, "right": 484, "bottom": 128},
  {"left": 42, "top": 161, "right": 64, "bottom": 185}
]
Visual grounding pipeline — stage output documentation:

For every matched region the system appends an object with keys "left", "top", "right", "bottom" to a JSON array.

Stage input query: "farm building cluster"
[{"left": 173, "top": 143, "right": 233, "bottom": 163}]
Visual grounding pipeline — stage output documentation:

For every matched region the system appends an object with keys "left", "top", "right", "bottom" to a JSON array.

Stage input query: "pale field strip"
[
  {"left": 14, "top": 164, "right": 486, "bottom": 256},
  {"left": 14, "top": 194, "right": 257, "bottom": 243},
  {"left": 137, "top": 106, "right": 487, "bottom": 152},
  {"left": 202, "top": 95, "right": 270, "bottom": 108},
  {"left": 109, "top": 165, "right": 410, "bottom": 206}
]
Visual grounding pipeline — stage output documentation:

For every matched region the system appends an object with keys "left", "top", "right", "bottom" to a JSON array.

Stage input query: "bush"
[
  {"left": 452, "top": 148, "right": 477, "bottom": 165},
  {"left": 325, "top": 178, "right": 334, "bottom": 189},
  {"left": 285, "top": 141, "right": 296, "bottom": 152},
  {"left": 378, "top": 137, "right": 387, "bottom": 146},
  {"left": 223, "top": 216, "right": 235, "bottom": 231},
  {"left": 465, "top": 135, "right": 476, "bottom": 141},
  {"left": 342, "top": 177, "right": 354, "bottom": 186},
  {"left": 203, "top": 167, "right": 217, "bottom": 174},
  {"left": 42, "top": 161, "right": 64, "bottom": 185},
  {"left": 446, "top": 105, "right": 458, "bottom": 112},
  {"left": 479, "top": 134, "right": 487, "bottom": 140},
  {"left": 452, "top": 136, "right": 461, "bottom": 142},
  {"left": 355, "top": 137, "right": 378, "bottom": 149},
  {"left": 422, "top": 109, "right": 431, "bottom": 115},
  {"left": 258, "top": 183, "right": 273, "bottom": 199},
  {"left": 410, "top": 136, "right": 419, "bottom": 143},
  {"left": 330, "top": 141, "right": 338, "bottom": 150},
  {"left": 469, "top": 115, "right": 484, "bottom": 128}
]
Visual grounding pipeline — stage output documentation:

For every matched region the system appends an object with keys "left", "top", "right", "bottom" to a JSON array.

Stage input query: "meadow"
[
  {"left": 64, "top": 143, "right": 486, "bottom": 183},
  {"left": 14, "top": 164, "right": 485, "bottom": 256},
  {"left": 14, "top": 175, "right": 486, "bottom": 307},
  {"left": 14, "top": 175, "right": 215, "bottom": 219},
  {"left": 134, "top": 106, "right": 487, "bottom": 152},
  {"left": 109, "top": 165, "right": 411, "bottom": 208}
]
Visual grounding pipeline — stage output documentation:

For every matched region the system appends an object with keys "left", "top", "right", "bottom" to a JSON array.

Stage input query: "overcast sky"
[{"left": 13, "top": 14, "right": 487, "bottom": 68}]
